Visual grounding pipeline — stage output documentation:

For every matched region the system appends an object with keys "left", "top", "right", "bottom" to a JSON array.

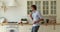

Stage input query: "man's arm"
[
  {"left": 29, "top": 13, "right": 33, "bottom": 20},
  {"left": 33, "top": 19, "right": 44, "bottom": 24}
]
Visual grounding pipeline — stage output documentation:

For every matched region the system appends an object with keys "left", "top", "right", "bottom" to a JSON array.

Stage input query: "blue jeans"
[{"left": 31, "top": 26, "right": 40, "bottom": 32}]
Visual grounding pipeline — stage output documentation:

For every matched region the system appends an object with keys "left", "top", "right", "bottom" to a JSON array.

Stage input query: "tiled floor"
[
  {"left": 39, "top": 25, "right": 60, "bottom": 32},
  {"left": 19, "top": 25, "right": 60, "bottom": 32}
]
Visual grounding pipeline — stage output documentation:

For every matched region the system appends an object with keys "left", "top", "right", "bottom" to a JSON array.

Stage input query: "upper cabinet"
[
  {"left": 5, "top": 0, "right": 16, "bottom": 6},
  {"left": 0, "top": 0, "right": 18, "bottom": 7}
]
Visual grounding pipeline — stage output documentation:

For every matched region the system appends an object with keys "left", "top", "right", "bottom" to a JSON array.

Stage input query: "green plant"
[
  {"left": 41, "top": 21, "right": 44, "bottom": 24},
  {"left": 21, "top": 18, "right": 27, "bottom": 21}
]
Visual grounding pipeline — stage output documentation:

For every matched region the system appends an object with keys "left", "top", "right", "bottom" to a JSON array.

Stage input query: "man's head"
[{"left": 31, "top": 5, "right": 37, "bottom": 11}]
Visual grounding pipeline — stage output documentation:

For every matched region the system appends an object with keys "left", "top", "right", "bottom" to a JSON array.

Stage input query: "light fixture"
[
  {"left": 0, "top": 0, "right": 19, "bottom": 12},
  {"left": 5, "top": 0, "right": 16, "bottom": 7}
]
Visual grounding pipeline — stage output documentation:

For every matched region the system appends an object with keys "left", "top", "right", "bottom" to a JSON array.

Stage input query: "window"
[
  {"left": 27, "top": 1, "right": 41, "bottom": 14},
  {"left": 35, "top": 1, "right": 41, "bottom": 11},
  {"left": 27, "top": 1, "right": 33, "bottom": 14},
  {"left": 43, "top": 1, "right": 49, "bottom": 15},
  {"left": 51, "top": 1, "right": 56, "bottom": 14}
]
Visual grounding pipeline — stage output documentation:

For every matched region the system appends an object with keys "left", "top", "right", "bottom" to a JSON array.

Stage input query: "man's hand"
[
  {"left": 28, "top": 13, "right": 33, "bottom": 20},
  {"left": 33, "top": 21, "right": 37, "bottom": 24},
  {"left": 39, "top": 19, "right": 44, "bottom": 21}
]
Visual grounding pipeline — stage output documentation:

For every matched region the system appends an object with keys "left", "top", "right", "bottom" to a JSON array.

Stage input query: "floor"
[
  {"left": 39, "top": 25, "right": 60, "bottom": 32},
  {"left": 19, "top": 25, "right": 60, "bottom": 32}
]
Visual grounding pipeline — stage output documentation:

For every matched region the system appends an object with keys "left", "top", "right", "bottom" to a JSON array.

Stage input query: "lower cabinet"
[{"left": 19, "top": 25, "right": 32, "bottom": 32}]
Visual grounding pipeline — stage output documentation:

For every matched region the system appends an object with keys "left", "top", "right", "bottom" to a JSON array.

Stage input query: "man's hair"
[{"left": 31, "top": 5, "right": 37, "bottom": 10}]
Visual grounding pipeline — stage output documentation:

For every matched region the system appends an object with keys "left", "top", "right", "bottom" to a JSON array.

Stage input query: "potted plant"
[{"left": 21, "top": 18, "right": 28, "bottom": 24}]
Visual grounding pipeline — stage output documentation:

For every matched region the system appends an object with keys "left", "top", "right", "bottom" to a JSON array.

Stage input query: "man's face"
[{"left": 31, "top": 7, "right": 35, "bottom": 11}]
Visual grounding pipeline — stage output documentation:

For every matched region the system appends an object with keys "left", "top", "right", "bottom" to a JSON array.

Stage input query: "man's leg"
[
  {"left": 31, "top": 26, "right": 40, "bottom": 32},
  {"left": 31, "top": 26, "right": 34, "bottom": 32}
]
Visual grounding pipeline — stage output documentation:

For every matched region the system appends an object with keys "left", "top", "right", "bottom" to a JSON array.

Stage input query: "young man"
[{"left": 30, "top": 5, "right": 43, "bottom": 32}]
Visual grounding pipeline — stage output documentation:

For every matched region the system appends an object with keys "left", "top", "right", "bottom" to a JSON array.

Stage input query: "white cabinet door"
[{"left": 19, "top": 25, "right": 32, "bottom": 32}]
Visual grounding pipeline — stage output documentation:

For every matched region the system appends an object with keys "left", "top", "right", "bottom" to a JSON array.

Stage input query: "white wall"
[
  {"left": 0, "top": 0, "right": 27, "bottom": 22},
  {"left": 56, "top": 0, "right": 60, "bottom": 23}
]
